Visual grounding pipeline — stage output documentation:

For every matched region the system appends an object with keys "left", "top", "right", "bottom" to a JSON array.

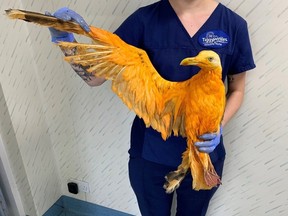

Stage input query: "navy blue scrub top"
[{"left": 115, "top": 0, "right": 256, "bottom": 167}]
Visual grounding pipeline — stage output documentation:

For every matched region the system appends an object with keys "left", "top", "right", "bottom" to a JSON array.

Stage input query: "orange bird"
[{"left": 6, "top": 9, "right": 226, "bottom": 193}]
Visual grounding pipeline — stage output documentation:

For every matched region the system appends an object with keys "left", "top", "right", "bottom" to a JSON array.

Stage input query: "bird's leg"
[{"left": 163, "top": 149, "right": 190, "bottom": 193}]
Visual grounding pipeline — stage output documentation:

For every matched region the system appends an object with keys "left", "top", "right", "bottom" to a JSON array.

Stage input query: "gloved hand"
[
  {"left": 46, "top": 7, "right": 90, "bottom": 43},
  {"left": 195, "top": 125, "right": 222, "bottom": 153}
]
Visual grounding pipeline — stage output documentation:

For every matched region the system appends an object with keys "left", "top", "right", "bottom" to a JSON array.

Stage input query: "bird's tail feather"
[{"left": 5, "top": 9, "right": 89, "bottom": 37}]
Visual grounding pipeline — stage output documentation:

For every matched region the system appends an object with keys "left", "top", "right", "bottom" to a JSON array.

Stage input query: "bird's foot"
[{"left": 204, "top": 169, "right": 221, "bottom": 187}]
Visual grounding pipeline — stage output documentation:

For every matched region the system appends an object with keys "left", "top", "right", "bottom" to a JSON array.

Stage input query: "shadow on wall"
[{"left": 0, "top": 185, "right": 8, "bottom": 216}]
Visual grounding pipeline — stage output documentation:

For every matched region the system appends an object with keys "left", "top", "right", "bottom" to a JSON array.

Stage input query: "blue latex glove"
[
  {"left": 46, "top": 7, "right": 90, "bottom": 43},
  {"left": 195, "top": 126, "right": 223, "bottom": 153}
]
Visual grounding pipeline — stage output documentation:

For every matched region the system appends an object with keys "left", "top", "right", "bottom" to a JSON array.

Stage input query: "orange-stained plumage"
[{"left": 6, "top": 9, "right": 226, "bottom": 192}]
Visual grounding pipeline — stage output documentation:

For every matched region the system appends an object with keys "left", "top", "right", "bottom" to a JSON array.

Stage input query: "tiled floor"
[{"left": 43, "top": 196, "right": 133, "bottom": 216}]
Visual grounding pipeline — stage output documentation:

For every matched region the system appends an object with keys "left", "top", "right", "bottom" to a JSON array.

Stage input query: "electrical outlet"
[
  {"left": 69, "top": 179, "right": 90, "bottom": 193},
  {"left": 77, "top": 180, "right": 90, "bottom": 193}
]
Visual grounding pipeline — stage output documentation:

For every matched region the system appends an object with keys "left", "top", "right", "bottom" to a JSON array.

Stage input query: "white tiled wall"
[{"left": 0, "top": 0, "right": 287, "bottom": 216}]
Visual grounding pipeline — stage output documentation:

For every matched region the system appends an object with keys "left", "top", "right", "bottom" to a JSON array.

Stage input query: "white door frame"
[{"left": 0, "top": 135, "right": 25, "bottom": 216}]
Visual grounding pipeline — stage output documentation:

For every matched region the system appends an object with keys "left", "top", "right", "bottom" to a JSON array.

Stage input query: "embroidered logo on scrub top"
[{"left": 198, "top": 30, "right": 229, "bottom": 48}]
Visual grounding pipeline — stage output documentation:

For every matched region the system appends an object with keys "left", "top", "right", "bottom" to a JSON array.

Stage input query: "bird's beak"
[{"left": 180, "top": 57, "right": 198, "bottom": 66}]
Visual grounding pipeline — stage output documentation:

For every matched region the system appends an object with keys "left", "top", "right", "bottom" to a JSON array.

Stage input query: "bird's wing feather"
[
  {"left": 5, "top": 9, "right": 89, "bottom": 36},
  {"left": 59, "top": 27, "right": 188, "bottom": 140}
]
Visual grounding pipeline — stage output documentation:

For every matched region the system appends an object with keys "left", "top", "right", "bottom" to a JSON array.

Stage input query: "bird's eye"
[{"left": 208, "top": 57, "right": 214, "bottom": 62}]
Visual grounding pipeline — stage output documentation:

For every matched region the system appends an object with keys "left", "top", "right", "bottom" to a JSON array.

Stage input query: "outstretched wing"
[
  {"left": 5, "top": 8, "right": 189, "bottom": 140},
  {"left": 59, "top": 27, "right": 189, "bottom": 140}
]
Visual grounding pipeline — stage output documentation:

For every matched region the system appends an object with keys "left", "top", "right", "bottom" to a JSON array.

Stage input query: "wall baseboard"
[{"left": 43, "top": 195, "right": 134, "bottom": 216}]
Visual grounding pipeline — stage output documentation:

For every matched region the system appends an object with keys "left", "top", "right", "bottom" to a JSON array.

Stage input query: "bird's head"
[{"left": 180, "top": 50, "right": 222, "bottom": 72}]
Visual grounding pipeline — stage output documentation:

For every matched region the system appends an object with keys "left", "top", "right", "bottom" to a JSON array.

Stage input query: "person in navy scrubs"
[{"left": 48, "top": 0, "right": 255, "bottom": 215}]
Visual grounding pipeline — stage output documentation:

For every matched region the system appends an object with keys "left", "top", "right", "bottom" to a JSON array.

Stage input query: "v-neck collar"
[{"left": 166, "top": 1, "right": 222, "bottom": 43}]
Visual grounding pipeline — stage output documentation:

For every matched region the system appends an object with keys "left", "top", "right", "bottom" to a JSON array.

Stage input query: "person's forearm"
[
  {"left": 222, "top": 90, "right": 244, "bottom": 127},
  {"left": 222, "top": 73, "right": 246, "bottom": 127},
  {"left": 60, "top": 46, "right": 106, "bottom": 86}
]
